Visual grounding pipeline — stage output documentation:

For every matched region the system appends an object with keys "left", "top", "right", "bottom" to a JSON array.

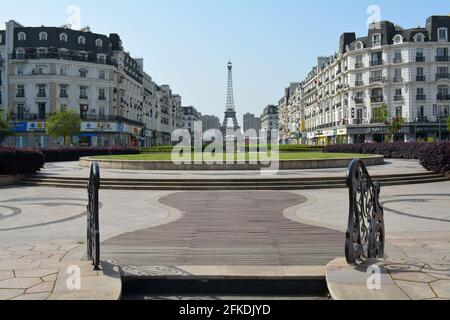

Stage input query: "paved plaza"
[{"left": 0, "top": 161, "right": 449, "bottom": 300}]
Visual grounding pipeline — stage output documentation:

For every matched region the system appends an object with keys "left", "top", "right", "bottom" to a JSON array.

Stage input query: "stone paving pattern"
[{"left": 0, "top": 161, "right": 449, "bottom": 300}]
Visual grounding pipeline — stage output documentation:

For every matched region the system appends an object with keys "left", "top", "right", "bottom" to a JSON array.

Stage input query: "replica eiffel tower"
[{"left": 221, "top": 61, "right": 241, "bottom": 135}]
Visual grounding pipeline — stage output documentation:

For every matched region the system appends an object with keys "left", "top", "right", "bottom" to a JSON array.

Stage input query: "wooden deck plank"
[{"left": 102, "top": 191, "right": 344, "bottom": 267}]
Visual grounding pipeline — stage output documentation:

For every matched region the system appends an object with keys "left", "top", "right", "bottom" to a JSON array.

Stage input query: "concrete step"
[{"left": 19, "top": 177, "right": 448, "bottom": 190}]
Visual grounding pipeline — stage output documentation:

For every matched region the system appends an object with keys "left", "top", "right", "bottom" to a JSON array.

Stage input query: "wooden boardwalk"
[{"left": 102, "top": 191, "right": 344, "bottom": 267}]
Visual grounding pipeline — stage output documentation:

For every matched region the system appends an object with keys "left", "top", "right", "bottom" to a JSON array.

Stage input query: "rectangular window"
[
  {"left": 79, "top": 68, "right": 88, "bottom": 78},
  {"left": 372, "top": 34, "right": 381, "bottom": 46},
  {"left": 98, "top": 88, "right": 106, "bottom": 100},
  {"left": 60, "top": 85, "right": 68, "bottom": 98},
  {"left": 99, "top": 69, "right": 106, "bottom": 80},
  {"left": 16, "top": 85, "right": 25, "bottom": 97},
  {"left": 37, "top": 103, "right": 46, "bottom": 119},
  {"left": 438, "top": 28, "right": 448, "bottom": 41},
  {"left": 417, "top": 88, "right": 424, "bottom": 95},
  {"left": 437, "top": 47, "right": 448, "bottom": 57},
  {"left": 396, "top": 106, "right": 402, "bottom": 117},
  {"left": 80, "top": 86, "right": 88, "bottom": 99},
  {"left": 16, "top": 66, "right": 24, "bottom": 75},
  {"left": 37, "top": 85, "right": 46, "bottom": 97},
  {"left": 60, "top": 66, "right": 68, "bottom": 76},
  {"left": 417, "top": 67, "right": 424, "bottom": 76}
]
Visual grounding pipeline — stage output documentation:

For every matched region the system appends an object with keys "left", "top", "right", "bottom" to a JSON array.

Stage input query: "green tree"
[
  {"left": 373, "top": 103, "right": 389, "bottom": 123},
  {"left": 46, "top": 110, "right": 81, "bottom": 146},
  {"left": 388, "top": 116, "right": 405, "bottom": 142},
  {"left": 447, "top": 116, "right": 450, "bottom": 132},
  {"left": 0, "top": 109, "right": 12, "bottom": 144}
]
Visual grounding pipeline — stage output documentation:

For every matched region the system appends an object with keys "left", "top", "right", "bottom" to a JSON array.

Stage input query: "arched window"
[
  {"left": 16, "top": 48, "right": 25, "bottom": 59},
  {"left": 39, "top": 32, "right": 48, "bottom": 41},
  {"left": 18, "top": 32, "right": 26, "bottom": 41},
  {"left": 414, "top": 33, "right": 425, "bottom": 42},
  {"left": 78, "top": 36, "right": 86, "bottom": 45},
  {"left": 393, "top": 34, "right": 403, "bottom": 44},
  {"left": 59, "top": 33, "right": 68, "bottom": 42},
  {"left": 95, "top": 39, "right": 103, "bottom": 47}
]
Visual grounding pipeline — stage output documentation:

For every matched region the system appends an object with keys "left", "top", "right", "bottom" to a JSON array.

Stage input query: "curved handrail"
[
  {"left": 87, "top": 161, "right": 101, "bottom": 270},
  {"left": 345, "top": 159, "right": 385, "bottom": 264}
]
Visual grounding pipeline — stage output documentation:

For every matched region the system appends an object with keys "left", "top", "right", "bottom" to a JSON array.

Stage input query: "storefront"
[{"left": 8, "top": 120, "right": 143, "bottom": 148}]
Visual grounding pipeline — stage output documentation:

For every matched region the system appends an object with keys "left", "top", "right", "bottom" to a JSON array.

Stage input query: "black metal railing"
[
  {"left": 345, "top": 159, "right": 385, "bottom": 264},
  {"left": 87, "top": 162, "right": 101, "bottom": 271}
]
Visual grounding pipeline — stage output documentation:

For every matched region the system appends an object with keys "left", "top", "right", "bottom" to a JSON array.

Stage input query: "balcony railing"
[
  {"left": 436, "top": 56, "right": 450, "bottom": 62},
  {"left": 98, "top": 96, "right": 106, "bottom": 101},
  {"left": 393, "top": 76, "right": 403, "bottom": 83},
  {"left": 416, "top": 94, "right": 426, "bottom": 101},
  {"left": 436, "top": 73, "right": 450, "bottom": 80},
  {"left": 416, "top": 75, "right": 426, "bottom": 82},
  {"left": 414, "top": 117, "right": 429, "bottom": 123},
  {"left": 79, "top": 95, "right": 88, "bottom": 100},
  {"left": 37, "top": 93, "right": 47, "bottom": 98},
  {"left": 354, "top": 97, "right": 364, "bottom": 104},
  {"left": 10, "top": 51, "right": 119, "bottom": 67},
  {"left": 60, "top": 94, "right": 69, "bottom": 99},
  {"left": 370, "top": 60, "right": 384, "bottom": 66},
  {"left": 371, "top": 96, "right": 384, "bottom": 103},
  {"left": 355, "top": 81, "right": 364, "bottom": 87},
  {"left": 369, "top": 77, "right": 384, "bottom": 83},
  {"left": 10, "top": 113, "right": 49, "bottom": 121},
  {"left": 393, "top": 95, "right": 404, "bottom": 102},
  {"left": 437, "top": 94, "right": 450, "bottom": 101},
  {"left": 16, "top": 93, "right": 25, "bottom": 98},
  {"left": 355, "top": 63, "right": 364, "bottom": 69},
  {"left": 393, "top": 57, "right": 402, "bottom": 64},
  {"left": 80, "top": 115, "right": 144, "bottom": 127},
  {"left": 416, "top": 56, "right": 425, "bottom": 62}
]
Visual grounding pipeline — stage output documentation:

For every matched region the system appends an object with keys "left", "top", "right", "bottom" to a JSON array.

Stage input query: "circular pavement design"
[
  {"left": 102, "top": 191, "right": 344, "bottom": 267},
  {"left": 0, "top": 197, "right": 100, "bottom": 232}
]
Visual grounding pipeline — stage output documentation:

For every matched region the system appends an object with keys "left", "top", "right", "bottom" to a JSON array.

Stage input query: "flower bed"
[
  {"left": 0, "top": 146, "right": 45, "bottom": 175},
  {"left": 323, "top": 142, "right": 450, "bottom": 174},
  {"left": 41, "top": 147, "right": 140, "bottom": 162}
]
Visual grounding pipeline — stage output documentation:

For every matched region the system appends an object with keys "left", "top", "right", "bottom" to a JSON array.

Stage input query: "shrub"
[
  {"left": 323, "top": 142, "right": 450, "bottom": 174},
  {"left": 0, "top": 146, "right": 45, "bottom": 175},
  {"left": 41, "top": 147, "right": 140, "bottom": 162}
]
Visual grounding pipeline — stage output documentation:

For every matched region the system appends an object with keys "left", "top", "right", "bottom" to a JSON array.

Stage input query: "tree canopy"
[{"left": 46, "top": 110, "right": 81, "bottom": 145}]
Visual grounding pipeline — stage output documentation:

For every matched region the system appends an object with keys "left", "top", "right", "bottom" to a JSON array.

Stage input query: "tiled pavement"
[{"left": 0, "top": 242, "right": 121, "bottom": 300}]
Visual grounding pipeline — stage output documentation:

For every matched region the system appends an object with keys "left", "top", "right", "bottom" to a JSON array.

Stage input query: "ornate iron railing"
[
  {"left": 345, "top": 159, "right": 385, "bottom": 264},
  {"left": 87, "top": 161, "right": 101, "bottom": 271}
]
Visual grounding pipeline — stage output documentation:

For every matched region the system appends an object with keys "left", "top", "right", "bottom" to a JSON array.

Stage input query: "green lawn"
[{"left": 91, "top": 152, "right": 369, "bottom": 161}]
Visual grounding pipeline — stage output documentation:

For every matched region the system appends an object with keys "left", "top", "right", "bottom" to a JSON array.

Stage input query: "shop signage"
[
  {"left": 27, "top": 122, "right": 46, "bottom": 132},
  {"left": 81, "top": 122, "right": 119, "bottom": 132}
]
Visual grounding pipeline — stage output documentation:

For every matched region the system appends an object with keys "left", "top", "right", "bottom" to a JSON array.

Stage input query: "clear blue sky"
[{"left": 1, "top": 0, "right": 449, "bottom": 122}]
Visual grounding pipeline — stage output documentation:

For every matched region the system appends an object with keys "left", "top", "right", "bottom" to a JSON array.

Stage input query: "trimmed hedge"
[
  {"left": 41, "top": 147, "right": 140, "bottom": 162},
  {"left": 323, "top": 142, "right": 450, "bottom": 174},
  {"left": 0, "top": 146, "right": 45, "bottom": 175}
]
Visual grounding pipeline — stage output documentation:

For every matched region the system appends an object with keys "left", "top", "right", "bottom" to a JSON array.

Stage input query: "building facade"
[
  {"left": 243, "top": 113, "right": 261, "bottom": 133},
  {"left": 298, "top": 16, "right": 450, "bottom": 145},
  {"left": 202, "top": 114, "right": 221, "bottom": 132},
  {"left": 182, "top": 105, "right": 201, "bottom": 135},
  {"left": 0, "top": 20, "right": 182, "bottom": 148},
  {"left": 277, "top": 83, "right": 302, "bottom": 144},
  {"left": 260, "top": 105, "right": 278, "bottom": 139}
]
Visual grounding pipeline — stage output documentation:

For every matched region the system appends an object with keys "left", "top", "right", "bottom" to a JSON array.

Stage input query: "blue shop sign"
[{"left": 14, "top": 122, "right": 27, "bottom": 132}]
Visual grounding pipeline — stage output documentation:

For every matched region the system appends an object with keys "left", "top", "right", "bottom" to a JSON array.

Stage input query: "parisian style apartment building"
[
  {"left": 277, "top": 15, "right": 450, "bottom": 145},
  {"left": 0, "top": 20, "right": 183, "bottom": 148}
]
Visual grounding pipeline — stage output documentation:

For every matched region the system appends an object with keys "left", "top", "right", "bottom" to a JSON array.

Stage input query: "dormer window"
[
  {"left": 39, "top": 32, "right": 48, "bottom": 41},
  {"left": 95, "top": 39, "right": 103, "bottom": 47},
  {"left": 59, "top": 33, "right": 68, "bottom": 42},
  {"left": 16, "top": 48, "right": 25, "bottom": 59},
  {"left": 78, "top": 36, "right": 86, "bottom": 45},
  {"left": 372, "top": 33, "right": 382, "bottom": 46},
  {"left": 18, "top": 32, "right": 26, "bottom": 41},
  {"left": 355, "top": 41, "right": 364, "bottom": 50},
  {"left": 414, "top": 33, "right": 425, "bottom": 42},
  {"left": 393, "top": 34, "right": 403, "bottom": 44},
  {"left": 438, "top": 28, "right": 448, "bottom": 42}
]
